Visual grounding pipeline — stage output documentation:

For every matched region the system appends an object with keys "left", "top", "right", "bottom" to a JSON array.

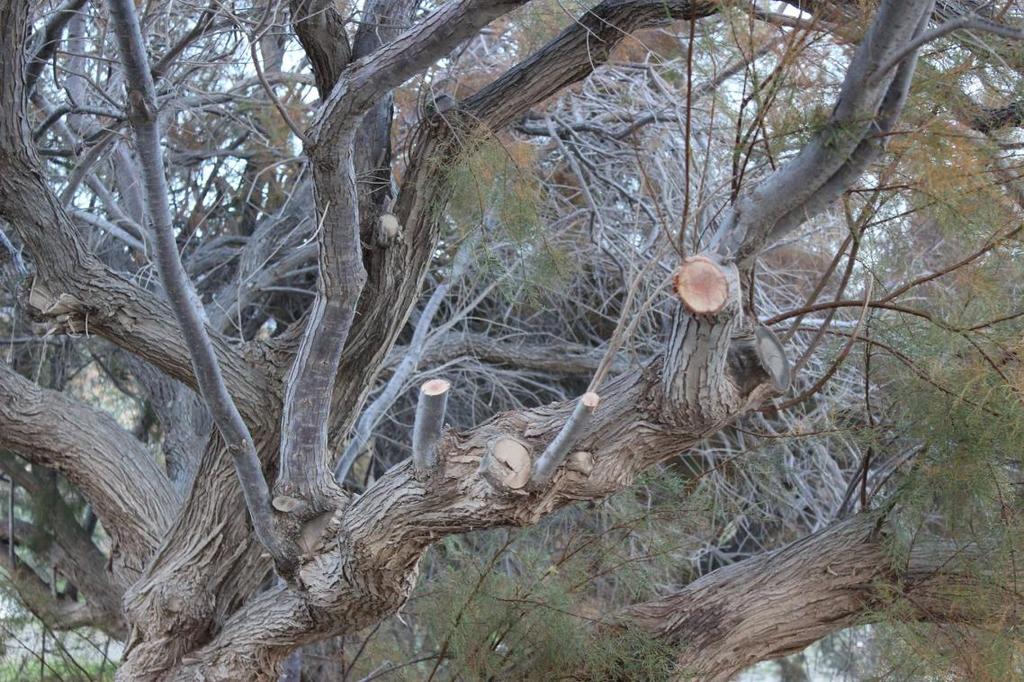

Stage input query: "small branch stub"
[
  {"left": 673, "top": 255, "right": 730, "bottom": 315},
  {"left": 377, "top": 213, "right": 402, "bottom": 245},
  {"left": 528, "top": 392, "right": 599, "bottom": 489},
  {"left": 565, "top": 450, "right": 594, "bottom": 476},
  {"left": 412, "top": 378, "right": 450, "bottom": 470},
  {"left": 271, "top": 495, "right": 303, "bottom": 513},
  {"left": 480, "top": 437, "right": 532, "bottom": 490},
  {"left": 754, "top": 325, "right": 791, "bottom": 392}
]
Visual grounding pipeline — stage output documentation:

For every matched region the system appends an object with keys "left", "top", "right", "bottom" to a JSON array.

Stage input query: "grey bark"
[{"left": 0, "top": 0, "right": 1004, "bottom": 679}]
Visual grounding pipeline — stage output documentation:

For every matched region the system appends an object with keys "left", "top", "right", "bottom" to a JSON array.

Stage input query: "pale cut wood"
[
  {"left": 673, "top": 255, "right": 730, "bottom": 315},
  {"left": 481, "top": 437, "right": 532, "bottom": 490},
  {"left": 272, "top": 495, "right": 303, "bottom": 513},
  {"left": 379, "top": 213, "right": 401, "bottom": 239},
  {"left": 565, "top": 450, "right": 594, "bottom": 476}
]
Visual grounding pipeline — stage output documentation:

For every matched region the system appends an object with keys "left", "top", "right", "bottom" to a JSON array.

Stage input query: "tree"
[{"left": 1, "top": 0, "right": 1023, "bottom": 679}]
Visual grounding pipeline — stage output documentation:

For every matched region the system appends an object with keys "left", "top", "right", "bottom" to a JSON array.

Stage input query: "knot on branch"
[
  {"left": 21, "top": 276, "right": 96, "bottom": 335},
  {"left": 374, "top": 212, "right": 404, "bottom": 247},
  {"left": 269, "top": 480, "right": 348, "bottom": 581},
  {"left": 126, "top": 89, "right": 155, "bottom": 124},
  {"left": 727, "top": 325, "right": 791, "bottom": 399}
]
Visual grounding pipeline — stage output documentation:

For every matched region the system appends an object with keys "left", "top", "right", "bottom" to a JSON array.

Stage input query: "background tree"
[{"left": 2, "top": 0, "right": 1024, "bottom": 679}]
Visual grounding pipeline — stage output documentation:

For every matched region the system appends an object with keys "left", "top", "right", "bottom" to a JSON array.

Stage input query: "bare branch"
[
  {"left": 872, "top": 13, "right": 1024, "bottom": 81},
  {"left": 104, "top": 0, "right": 288, "bottom": 567},
  {"left": 624, "top": 514, "right": 1015, "bottom": 681},
  {"left": 25, "top": 0, "right": 89, "bottom": 95},
  {"left": 336, "top": 234, "right": 476, "bottom": 481},
  {"left": 463, "top": 0, "right": 720, "bottom": 130},
  {"left": 288, "top": 0, "right": 352, "bottom": 96},
  {"left": 710, "top": 0, "right": 936, "bottom": 262},
  {"left": 0, "top": 363, "right": 176, "bottom": 567}
]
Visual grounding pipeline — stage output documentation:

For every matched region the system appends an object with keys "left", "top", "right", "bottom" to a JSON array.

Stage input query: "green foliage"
[
  {"left": 862, "top": 241, "right": 1024, "bottom": 679},
  {"left": 439, "top": 133, "right": 577, "bottom": 299},
  {"left": 385, "top": 468, "right": 703, "bottom": 679}
]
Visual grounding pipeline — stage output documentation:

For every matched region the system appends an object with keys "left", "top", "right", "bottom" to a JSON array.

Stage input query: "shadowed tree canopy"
[{"left": 2, "top": 0, "right": 1024, "bottom": 679}]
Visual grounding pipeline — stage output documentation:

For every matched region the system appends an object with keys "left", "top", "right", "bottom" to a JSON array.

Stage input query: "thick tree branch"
[
  {"left": 0, "top": 455, "right": 125, "bottom": 635},
  {"left": 277, "top": 0, "right": 529, "bottom": 521},
  {"left": 25, "top": 0, "right": 90, "bottom": 95},
  {"left": 0, "top": 0, "right": 279, "bottom": 426},
  {"left": 288, "top": 0, "right": 352, "bottom": 97},
  {"left": 321, "top": 0, "right": 719, "bottom": 472},
  {"left": 0, "top": 364, "right": 175, "bottom": 572},
  {"left": 624, "top": 513, "right": 1013, "bottom": 681},
  {"left": 711, "top": 0, "right": 936, "bottom": 262},
  {"left": 463, "top": 0, "right": 719, "bottom": 130}
]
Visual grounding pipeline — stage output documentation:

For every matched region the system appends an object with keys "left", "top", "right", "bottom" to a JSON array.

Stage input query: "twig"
[{"left": 529, "top": 392, "right": 599, "bottom": 488}]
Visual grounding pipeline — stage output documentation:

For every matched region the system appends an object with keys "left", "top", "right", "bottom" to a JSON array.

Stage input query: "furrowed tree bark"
[{"left": 623, "top": 513, "right": 1015, "bottom": 681}]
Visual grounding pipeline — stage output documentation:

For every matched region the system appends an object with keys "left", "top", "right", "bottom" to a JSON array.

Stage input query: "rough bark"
[
  {"left": 0, "top": 0, "right": 1006, "bottom": 679},
  {"left": 625, "top": 513, "right": 1009, "bottom": 681},
  {"left": 0, "top": 363, "right": 176, "bottom": 573}
]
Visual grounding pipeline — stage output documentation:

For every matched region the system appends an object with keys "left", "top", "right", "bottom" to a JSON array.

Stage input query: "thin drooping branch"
[{"left": 104, "top": 0, "right": 287, "bottom": 565}]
